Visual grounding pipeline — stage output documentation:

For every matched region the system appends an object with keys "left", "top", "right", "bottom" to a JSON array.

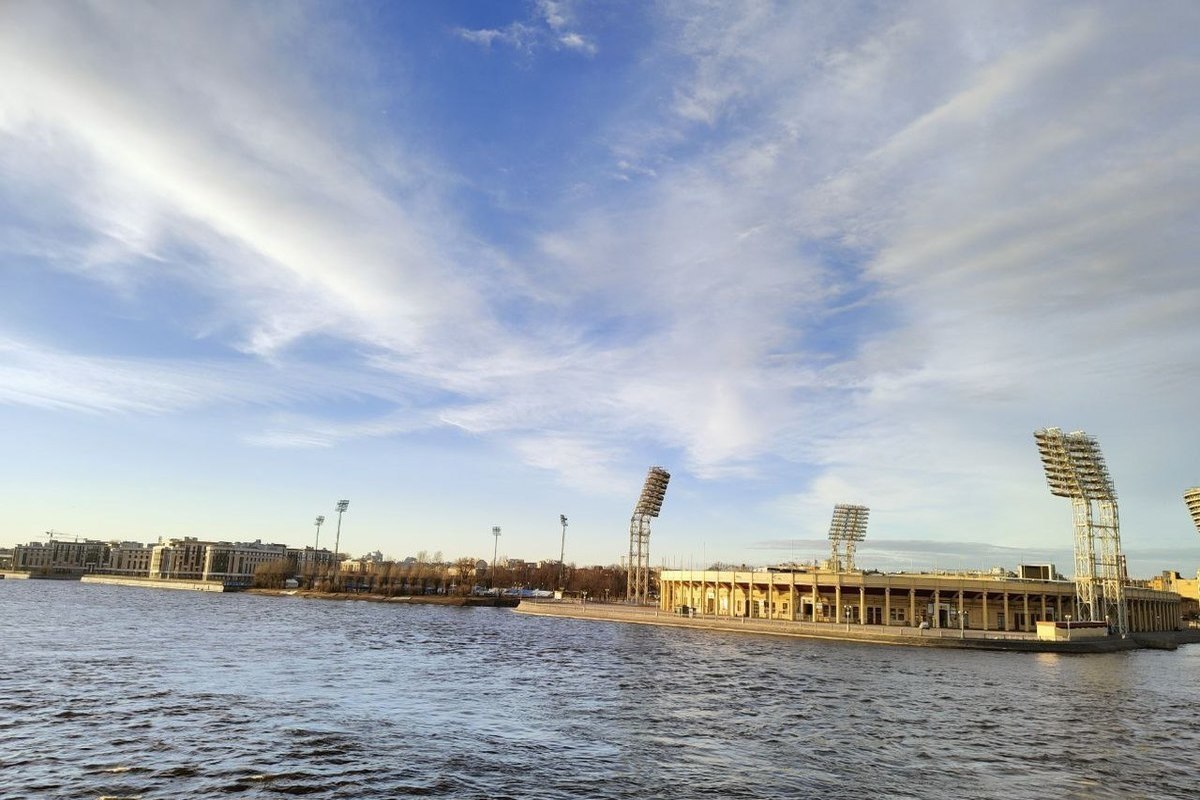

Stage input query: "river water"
[{"left": 2, "top": 580, "right": 1198, "bottom": 799}]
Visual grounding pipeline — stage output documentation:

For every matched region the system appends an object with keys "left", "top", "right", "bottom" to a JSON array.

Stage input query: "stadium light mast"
[
  {"left": 491, "top": 525, "right": 502, "bottom": 589},
  {"left": 628, "top": 466, "right": 670, "bottom": 605},
  {"left": 332, "top": 500, "right": 349, "bottom": 579},
  {"left": 1034, "top": 428, "right": 1127, "bottom": 636},
  {"left": 313, "top": 515, "right": 325, "bottom": 575},
  {"left": 557, "top": 515, "right": 568, "bottom": 591},
  {"left": 827, "top": 504, "right": 869, "bottom": 572},
  {"left": 1185, "top": 488, "right": 1200, "bottom": 535}
]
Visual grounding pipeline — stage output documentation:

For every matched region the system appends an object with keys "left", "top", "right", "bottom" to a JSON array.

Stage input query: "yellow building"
[
  {"left": 1146, "top": 570, "right": 1200, "bottom": 620},
  {"left": 660, "top": 566, "right": 1181, "bottom": 634}
]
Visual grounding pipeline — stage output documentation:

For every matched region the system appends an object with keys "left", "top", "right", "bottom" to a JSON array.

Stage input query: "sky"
[{"left": 1, "top": 1, "right": 1198, "bottom": 575}]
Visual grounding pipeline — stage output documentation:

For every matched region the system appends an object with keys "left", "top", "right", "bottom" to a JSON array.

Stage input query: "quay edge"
[{"left": 514, "top": 602, "right": 1200, "bottom": 653}]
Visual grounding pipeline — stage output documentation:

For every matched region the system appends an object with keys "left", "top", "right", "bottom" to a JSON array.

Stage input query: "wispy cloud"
[
  {"left": 456, "top": 0, "right": 596, "bottom": 56},
  {"left": 453, "top": 0, "right": 595, "bottom": 56}
]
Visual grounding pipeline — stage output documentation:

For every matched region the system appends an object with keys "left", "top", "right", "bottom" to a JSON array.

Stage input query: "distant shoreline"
[{"left": 245, "top": 588, "right": 520, "bottom": 607}]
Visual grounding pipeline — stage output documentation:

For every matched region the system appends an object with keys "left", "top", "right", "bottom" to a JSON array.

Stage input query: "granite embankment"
[{"left": 515, "top": 601, "right": 1200, "bottom": 652}]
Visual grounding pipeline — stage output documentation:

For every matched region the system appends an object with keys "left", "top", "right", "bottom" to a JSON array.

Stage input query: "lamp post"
[
  {"left": 333, "top": 500, "right": 349, "bottom": 587},
  {"left": 491, "top": 526, "right": 501, "bottom": 591},
  {"left": 557, "top": 514, "right": 568, "bottom": 591},
  {"left": 313, "top": 515, "right": 325, "bottom": 584}
]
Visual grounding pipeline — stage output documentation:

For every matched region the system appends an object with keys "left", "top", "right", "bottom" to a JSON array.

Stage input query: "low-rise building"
[{"left": 1147, "top": 570, "right": 1200, "bottom": 620}]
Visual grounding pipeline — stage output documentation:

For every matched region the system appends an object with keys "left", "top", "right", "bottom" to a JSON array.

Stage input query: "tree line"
[{"left": 253, "top": 553, "right": 639, "bottom": 601}]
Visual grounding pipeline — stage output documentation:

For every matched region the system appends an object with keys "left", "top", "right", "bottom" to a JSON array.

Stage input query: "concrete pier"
[
  {"left": 514, "top": 601, "right": 1200, "bottom": 652},
  {"left": 80, "top": 575, "right": 228, "bottom": 592}
]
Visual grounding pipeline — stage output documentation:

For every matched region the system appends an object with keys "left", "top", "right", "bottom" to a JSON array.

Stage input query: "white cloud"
[{"left": 456, "top": 0, "right": 596, "bottom": 57}]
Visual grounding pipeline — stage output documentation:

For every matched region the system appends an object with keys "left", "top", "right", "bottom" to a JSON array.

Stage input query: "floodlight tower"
[
  {"left": 1185, "top": 488, "right": 1200, "bottom": 534},
  {"left": 491, "top": 525, "right": 502, "bottom": 589},
  {"left": 313, "top": 515, "right": 325, "bottom": 575},
  {"left": 1034, "top": 428, "right": 1127, "bottom": 635},
  {"left": 332, "top": 500, "right": 349, "bottom": 577},
  {"left": 557, "top": 514, "right": 568, "bottom": 590},
  {"left": 628, "top": 466, "right": 670, "bottom": 604},
  {"left": 827, "top": 504, "right": 869, "bottom": 572}
]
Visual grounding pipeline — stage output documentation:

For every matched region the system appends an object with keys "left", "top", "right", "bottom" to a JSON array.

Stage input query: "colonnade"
[{"left": 660, "top": 571, "right": 1181, "bottom": 634}]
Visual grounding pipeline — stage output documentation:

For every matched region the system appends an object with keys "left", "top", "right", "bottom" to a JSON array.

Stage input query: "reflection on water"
[{"left": 2, "top": 581, "right": 1198, "bottom": 799}]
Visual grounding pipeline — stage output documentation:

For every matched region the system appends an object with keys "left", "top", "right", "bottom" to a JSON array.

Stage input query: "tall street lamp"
[
  {"left": 491, "top": 526, "right": 501, "bottom": 590},
  {"left": 314, "top": 514, "right": 325, "bottom": 581},
  {"left": 557, "top": 514, "right": 568, "bottom": 591},
  {"left": 333, "top": 500, "right": 349, "bottom": 585}
]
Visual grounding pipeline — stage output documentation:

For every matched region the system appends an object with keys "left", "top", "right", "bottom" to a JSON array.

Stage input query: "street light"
[
  {"left": 333, "top": 500, "right": 349, "bottom": 586},
  {"left": 313, "top": 515, "right": 326, "bottom": 582},
  {"left": 491, "top": 526, "right": 501, "bottom": 591},
  {"left": 557, "top": 514, "right": 568, "bottom": 591}
]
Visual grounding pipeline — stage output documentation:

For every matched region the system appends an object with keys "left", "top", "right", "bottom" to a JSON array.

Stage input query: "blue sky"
[{"left": 1, "top": 1, "right": 1198, "bottom": 574}]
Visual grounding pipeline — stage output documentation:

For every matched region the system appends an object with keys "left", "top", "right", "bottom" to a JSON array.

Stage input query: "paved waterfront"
[{"left": 3, "top": 580, "right": 1200, "bottom": 798}]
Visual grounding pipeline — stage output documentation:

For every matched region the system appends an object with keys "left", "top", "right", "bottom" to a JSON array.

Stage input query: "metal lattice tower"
[
  {"left": 627, "top": 466, "right": 669, "bottom": 604},
  {"left": 1034, "top": 428, "right": 1127, "bottom": 635},
  {"left": 1185, "top": 488, "right": 1200, "bottom": 534},
  {"left": 827, "top": 504, "right": 869, "bottom": 572}
]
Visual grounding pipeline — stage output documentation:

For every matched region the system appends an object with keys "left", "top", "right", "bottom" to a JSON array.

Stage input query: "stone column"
[
  {"left": 1022, "top": 593, "right": 1030, "bottom": 632},
  {"left": 835, "top": 583, "right": 842, "bottom": 625},
  {"left": 909, "top": 588, "right": 916, "bottom": 626},
  {"left": 859, "top": 585, "right": 866, "bottom": 625},
  {"left": 1003, "top": 592, "right": 1010, "bottom": 631},
  {"left": 982, "top": 591, "right": 989, "bottom": 631},
  {"left": 933, "top": 589, "right": 941, "bottom": 628},
  {"left": 884, "top": 587, "right": 891, "bottom": 627}
]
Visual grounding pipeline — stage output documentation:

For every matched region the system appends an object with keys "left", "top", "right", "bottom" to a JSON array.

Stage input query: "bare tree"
[{"left": 453, "top": 557, "right": 477, "bottom": 595}]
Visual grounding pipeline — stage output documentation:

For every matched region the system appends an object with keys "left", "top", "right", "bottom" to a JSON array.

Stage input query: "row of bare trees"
[{"left": 253, "top": 554, "right": 642, "bottom": 600}]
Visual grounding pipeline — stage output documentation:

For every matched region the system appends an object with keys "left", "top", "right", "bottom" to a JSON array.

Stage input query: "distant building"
[
  {"left": 11, "top": 539, "right": 110, "bottom": 575},
  {"left": 5, "top": 536, "right": 333, "bottom": 586},
  {"left": 1148, "top": 571, "right": 1200, "bottom": 620},
  {"left": 287, "top": 546, "right": 339, "bottom": 574},
  {"left": 107, "top": 541, "right": 154, "bottom": 576},
  {"left": 141, "top": 537, "right": 290, "bottom": 585}
]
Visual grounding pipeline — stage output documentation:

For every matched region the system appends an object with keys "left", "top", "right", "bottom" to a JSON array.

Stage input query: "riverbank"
[
  {"left": 246, "top": 589, "right": 519, "bottom": 607},
  {"left": 515, "top": 601, "right": 1200, "bottom": 652}
]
